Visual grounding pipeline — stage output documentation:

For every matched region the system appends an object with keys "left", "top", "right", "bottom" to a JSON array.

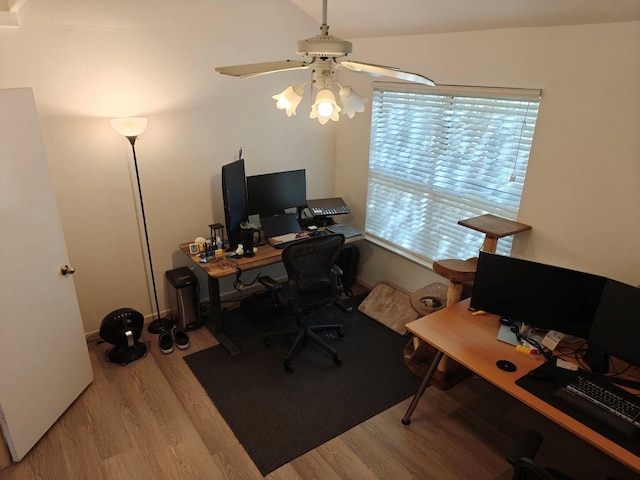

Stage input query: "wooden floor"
[{"left": 1, "top": 300, "right": 638, "bottom": 479}]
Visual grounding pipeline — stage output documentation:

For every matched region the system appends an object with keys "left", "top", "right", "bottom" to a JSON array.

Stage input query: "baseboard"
[{"left": 85, "top": 274, "right": 367, "bottom": 343}]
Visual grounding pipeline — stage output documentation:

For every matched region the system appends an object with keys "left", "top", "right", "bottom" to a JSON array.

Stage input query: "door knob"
[{"left": 60, "top": 265, "right": 76, "bottom": 275}]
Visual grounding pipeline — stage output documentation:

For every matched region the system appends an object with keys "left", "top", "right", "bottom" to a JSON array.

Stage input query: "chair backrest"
[{"left": 281, "top": 233, "right": 345, "bottom": 312}]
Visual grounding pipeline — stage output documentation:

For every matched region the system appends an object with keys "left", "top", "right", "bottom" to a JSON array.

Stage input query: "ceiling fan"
[{"left": 215, "top": 0, "right": 435, "bottom": 124}]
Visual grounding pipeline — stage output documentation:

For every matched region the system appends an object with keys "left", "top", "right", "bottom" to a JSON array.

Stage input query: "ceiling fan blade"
[
  {"left": 338, "top": 60, "right": 436, "bottom": 86},
  {"left": 215, "top": 60, "right": 313, "bottom": 79}
]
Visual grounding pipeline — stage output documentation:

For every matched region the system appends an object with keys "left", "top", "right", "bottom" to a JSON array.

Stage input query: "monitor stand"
[{"left": 584, "top": 344, "right": 610, "bottom": 373}]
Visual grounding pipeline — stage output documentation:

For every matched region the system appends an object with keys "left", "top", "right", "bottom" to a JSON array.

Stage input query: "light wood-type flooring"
[{"left": 1, "top": 297, "right": 637, "bottom": 480}]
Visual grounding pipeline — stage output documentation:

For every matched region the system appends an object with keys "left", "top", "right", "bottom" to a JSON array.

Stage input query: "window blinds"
[{"left": 366, "top": 83, "right": 541, "bottom": 265}]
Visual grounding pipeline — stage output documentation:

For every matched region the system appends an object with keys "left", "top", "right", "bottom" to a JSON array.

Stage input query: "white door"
[{"left": 0, "top": 88, "right": 93, "bottom": 461}]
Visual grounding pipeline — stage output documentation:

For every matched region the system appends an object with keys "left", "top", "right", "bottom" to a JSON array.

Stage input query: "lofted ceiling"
[
  {"left": 4, "top": 1, "right": 640, "bottom": 32},
  {"left": 0, "top": 0, "right": 27, "bottom": 27},
  {"left": 289, "top": 0, "right": 640, "bottom": 38}
]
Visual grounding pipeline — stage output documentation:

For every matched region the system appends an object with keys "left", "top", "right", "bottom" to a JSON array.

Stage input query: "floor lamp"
[{"left": 110, "top": 117, "right": 173, "bottom": 334}]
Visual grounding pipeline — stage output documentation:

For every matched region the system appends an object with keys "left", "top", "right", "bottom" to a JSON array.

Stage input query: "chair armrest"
[
  {"left": 332, "top": 264, "right": 344, "bottom": 277},
  {"left": 258, "top": 275, "right": 282, "bottom": 291}
]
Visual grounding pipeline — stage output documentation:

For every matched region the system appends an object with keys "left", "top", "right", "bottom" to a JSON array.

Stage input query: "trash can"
[{"left": 166, "top": 267, "right": 201, "bottom": 330}]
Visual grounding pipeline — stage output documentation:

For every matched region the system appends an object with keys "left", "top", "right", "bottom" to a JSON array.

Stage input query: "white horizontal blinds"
[{"left": 366, "top": 83, "right": 540, "bottom": 263}]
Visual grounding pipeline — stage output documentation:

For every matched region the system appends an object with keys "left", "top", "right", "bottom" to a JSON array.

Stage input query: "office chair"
[
  {"left": 258, "top": 233, "right": 346, "bottom": 373},
  {"left": 506, "top": 430, "right": 573, "bottom": 480}
]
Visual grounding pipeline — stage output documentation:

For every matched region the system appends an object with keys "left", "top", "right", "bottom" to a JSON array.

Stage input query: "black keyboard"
[{"left": 552, "top": 374, "right": 640, "bottom": 440}]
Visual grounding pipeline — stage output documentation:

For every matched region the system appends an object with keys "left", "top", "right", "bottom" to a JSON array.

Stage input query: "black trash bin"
[{"left": 165, "top": 267, "right": 201, "bottom": 330}]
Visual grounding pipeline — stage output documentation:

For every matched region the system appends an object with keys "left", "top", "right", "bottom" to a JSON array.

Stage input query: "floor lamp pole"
[
  {"left": 127, "top": 137, "right": 173, "bottom": 333},
  {"left": 111, "top": 117, "right": 173, "bottom": 334}
]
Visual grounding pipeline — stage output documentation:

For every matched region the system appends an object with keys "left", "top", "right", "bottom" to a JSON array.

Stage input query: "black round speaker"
[{"left": 100, "top": 308, "right": 147, "bottom": 365}]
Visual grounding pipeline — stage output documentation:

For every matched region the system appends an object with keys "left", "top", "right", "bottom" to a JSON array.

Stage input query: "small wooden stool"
[
  {"left": 432, "top": 258, "right": 478, "bottom": 306},
  {"left": 426, "top": 258, "right": 478, "bottom": 386},
  {"left": 404, "top": 282, "right": 448, "bottom": 384}
]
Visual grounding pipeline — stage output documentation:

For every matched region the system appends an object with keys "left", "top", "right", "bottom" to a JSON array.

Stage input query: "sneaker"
[
  {"left": 172, "top": 326, "right": 190, "bottom": 350},
  {"left": 159, "top": 330, "right": 174, "bottom": 354}
]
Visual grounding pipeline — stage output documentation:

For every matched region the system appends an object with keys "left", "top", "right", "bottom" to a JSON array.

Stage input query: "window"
[{"left": 366, "top": 82, "right": 541, "bottom": 265}]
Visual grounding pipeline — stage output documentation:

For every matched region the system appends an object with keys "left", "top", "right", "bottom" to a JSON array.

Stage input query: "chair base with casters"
[
  {"left": 263, "top": 315, "right": 344, "bottom": 373},
  {"left": 258, "top": 233, "right": 347, "bottom": 373}
]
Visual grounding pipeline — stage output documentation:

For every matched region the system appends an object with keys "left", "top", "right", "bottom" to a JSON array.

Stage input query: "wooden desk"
[
  {"left": 179, "top": 241, "right": 284, "bottom": 355},
  {"left": 401, "top": 299, "right": 640, "bottom": 473},
  {"left": 180, "top": 231, "right": 363, "bottom": 355}
]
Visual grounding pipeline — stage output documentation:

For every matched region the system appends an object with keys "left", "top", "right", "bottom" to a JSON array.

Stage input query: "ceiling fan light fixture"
[
  {"left": 215, "top": 0, "right": 435, "bottom": 125},
  {"left": 272, "top": 84, "right": 304, "bottom": 116},
  {"left": 310, "top": 88, "right": 341, "bottom": 124},
  {"left": 339, "top": 85, "right": 368, "bottom": 118}
]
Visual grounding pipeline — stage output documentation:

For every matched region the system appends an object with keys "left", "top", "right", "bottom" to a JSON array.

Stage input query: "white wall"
[
  {"left": 334, "top": 21, "right": 640, "bottom": 292},
  {"left": 0, "top": 0, "right": 337, "bottom": 334}
]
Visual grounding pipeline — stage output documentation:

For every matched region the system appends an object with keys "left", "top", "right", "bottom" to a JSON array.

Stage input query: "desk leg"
[
  {"left": 205, "top": 276, "right": 241, "bottom": 356},
  {"left": 401, "top": 349, "right": 444, "bottom": 425}
]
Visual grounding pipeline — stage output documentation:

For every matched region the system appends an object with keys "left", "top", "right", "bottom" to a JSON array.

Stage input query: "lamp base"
[{"left": 147, "top": 316, "right": 175, "bottom": 334}]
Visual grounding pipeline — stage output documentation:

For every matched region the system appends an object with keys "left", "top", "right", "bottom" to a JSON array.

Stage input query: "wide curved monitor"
[{"left": 470, "top": 251, "right": 606, "bottom": 339}]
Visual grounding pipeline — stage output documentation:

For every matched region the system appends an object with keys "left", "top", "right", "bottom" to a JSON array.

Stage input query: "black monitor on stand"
[
  {"left": 221, "top": 159, "right": 248, "bottom": 251},
  {"left": 246, "top": 169, "right": 307, "bottom": 220},
  {"left": 585, "top": 279, "right": 640, "bottom": 375}
]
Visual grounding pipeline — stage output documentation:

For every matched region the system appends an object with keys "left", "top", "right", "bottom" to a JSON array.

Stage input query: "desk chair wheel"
[
  {"left": 337, "top": 327, "right": 345, "bottom": 338},
  {"left": 333, "top": 353, "right": 342, "bottom": 366},
  {"left": 284, "top": 360, "right": 293, "bottom": 373}
]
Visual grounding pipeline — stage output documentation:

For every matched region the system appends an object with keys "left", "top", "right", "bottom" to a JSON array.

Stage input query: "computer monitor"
[
  {"left": 470, "top": 251, "right": 607, "bottom": 338},
  {"left": 587, "top": 279, "right": 640, "bottom": 369},
  {"left": 221, "top": 159, "right": 248, "bottom": 250},
  {"left": 246, "top": 169, "right": 306, "bottom": 218}
]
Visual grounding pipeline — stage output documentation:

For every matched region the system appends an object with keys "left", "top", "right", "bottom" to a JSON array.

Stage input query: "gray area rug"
[{"left": 184, "top": 294, "right": 420, "bottom": 475}]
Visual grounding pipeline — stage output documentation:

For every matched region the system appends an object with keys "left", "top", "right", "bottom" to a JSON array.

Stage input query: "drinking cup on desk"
[{"left": 240, "top": 222, "right": 261, "bottom": 257}]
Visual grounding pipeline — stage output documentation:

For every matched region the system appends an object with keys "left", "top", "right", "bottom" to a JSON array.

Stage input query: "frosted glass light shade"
[
  {"left": 309, "top": 88, "right": 341, "bottom": 125},
  {"left": 272, "top": 85, "right": 304, "bottom": 116},
  {"left": 110, "top": 117, "right": 148, "bottom": 138},
  {"left": 339, "top": 86, "right": 368, "bottom": 118}
]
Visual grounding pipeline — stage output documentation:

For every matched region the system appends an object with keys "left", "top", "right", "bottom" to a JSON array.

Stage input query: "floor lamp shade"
[
  {"left": 110, "top": 117, "right": 148, "bottom": 138},
  {"left": 110, "top": 117, "right": 173, "bottom": 334}
]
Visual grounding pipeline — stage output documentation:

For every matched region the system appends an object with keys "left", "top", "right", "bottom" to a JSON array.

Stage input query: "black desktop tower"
[
  {"left": 165, "top": 267, "right": 201, "bottom": 330},
  {"left": 336, "top": 244, "right": 360, "bottom": 296}
]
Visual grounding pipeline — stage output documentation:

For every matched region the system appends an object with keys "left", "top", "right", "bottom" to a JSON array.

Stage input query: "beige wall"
[
  {"left": 0, "top": 1, "right": 337, "bottom": 334},
  {"left": 334, "top": 21, "right": 640, "bottom": 291},
  {"left": 2, "top": 1, "right": 638, "bottom": 334}
]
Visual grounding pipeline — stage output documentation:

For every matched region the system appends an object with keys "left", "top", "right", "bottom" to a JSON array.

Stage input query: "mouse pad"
[{"left": 516, "top": 361, "right": 640, "bottom": 452}]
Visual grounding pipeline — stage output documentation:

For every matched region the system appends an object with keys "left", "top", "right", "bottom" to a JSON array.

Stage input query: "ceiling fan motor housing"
[{"left": 297, "top": 34, "right": 352, "bottom": 58}]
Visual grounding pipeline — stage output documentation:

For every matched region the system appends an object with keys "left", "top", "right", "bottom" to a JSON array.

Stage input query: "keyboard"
[
  {"left": 326, "top": 223, "right": 363, "bottom": 239},
  {"left": 268, "top": 232, "right": 309, "bottom": 249},
  {"left": 552, "top": 374, "right": 640, "bottom": 440}
]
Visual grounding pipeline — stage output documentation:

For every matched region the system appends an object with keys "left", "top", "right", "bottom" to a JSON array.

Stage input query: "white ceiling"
[{"left": 289, "top": 0, "right": 640, "bottom": 38}]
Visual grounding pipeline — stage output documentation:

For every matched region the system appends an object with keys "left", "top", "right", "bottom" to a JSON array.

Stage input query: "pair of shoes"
[
  {"left": 172, "top": 326, "right": 190, "bottom": 350},
  {"left": 158, "top": 327, "right": 190, "bottom": 354}
]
